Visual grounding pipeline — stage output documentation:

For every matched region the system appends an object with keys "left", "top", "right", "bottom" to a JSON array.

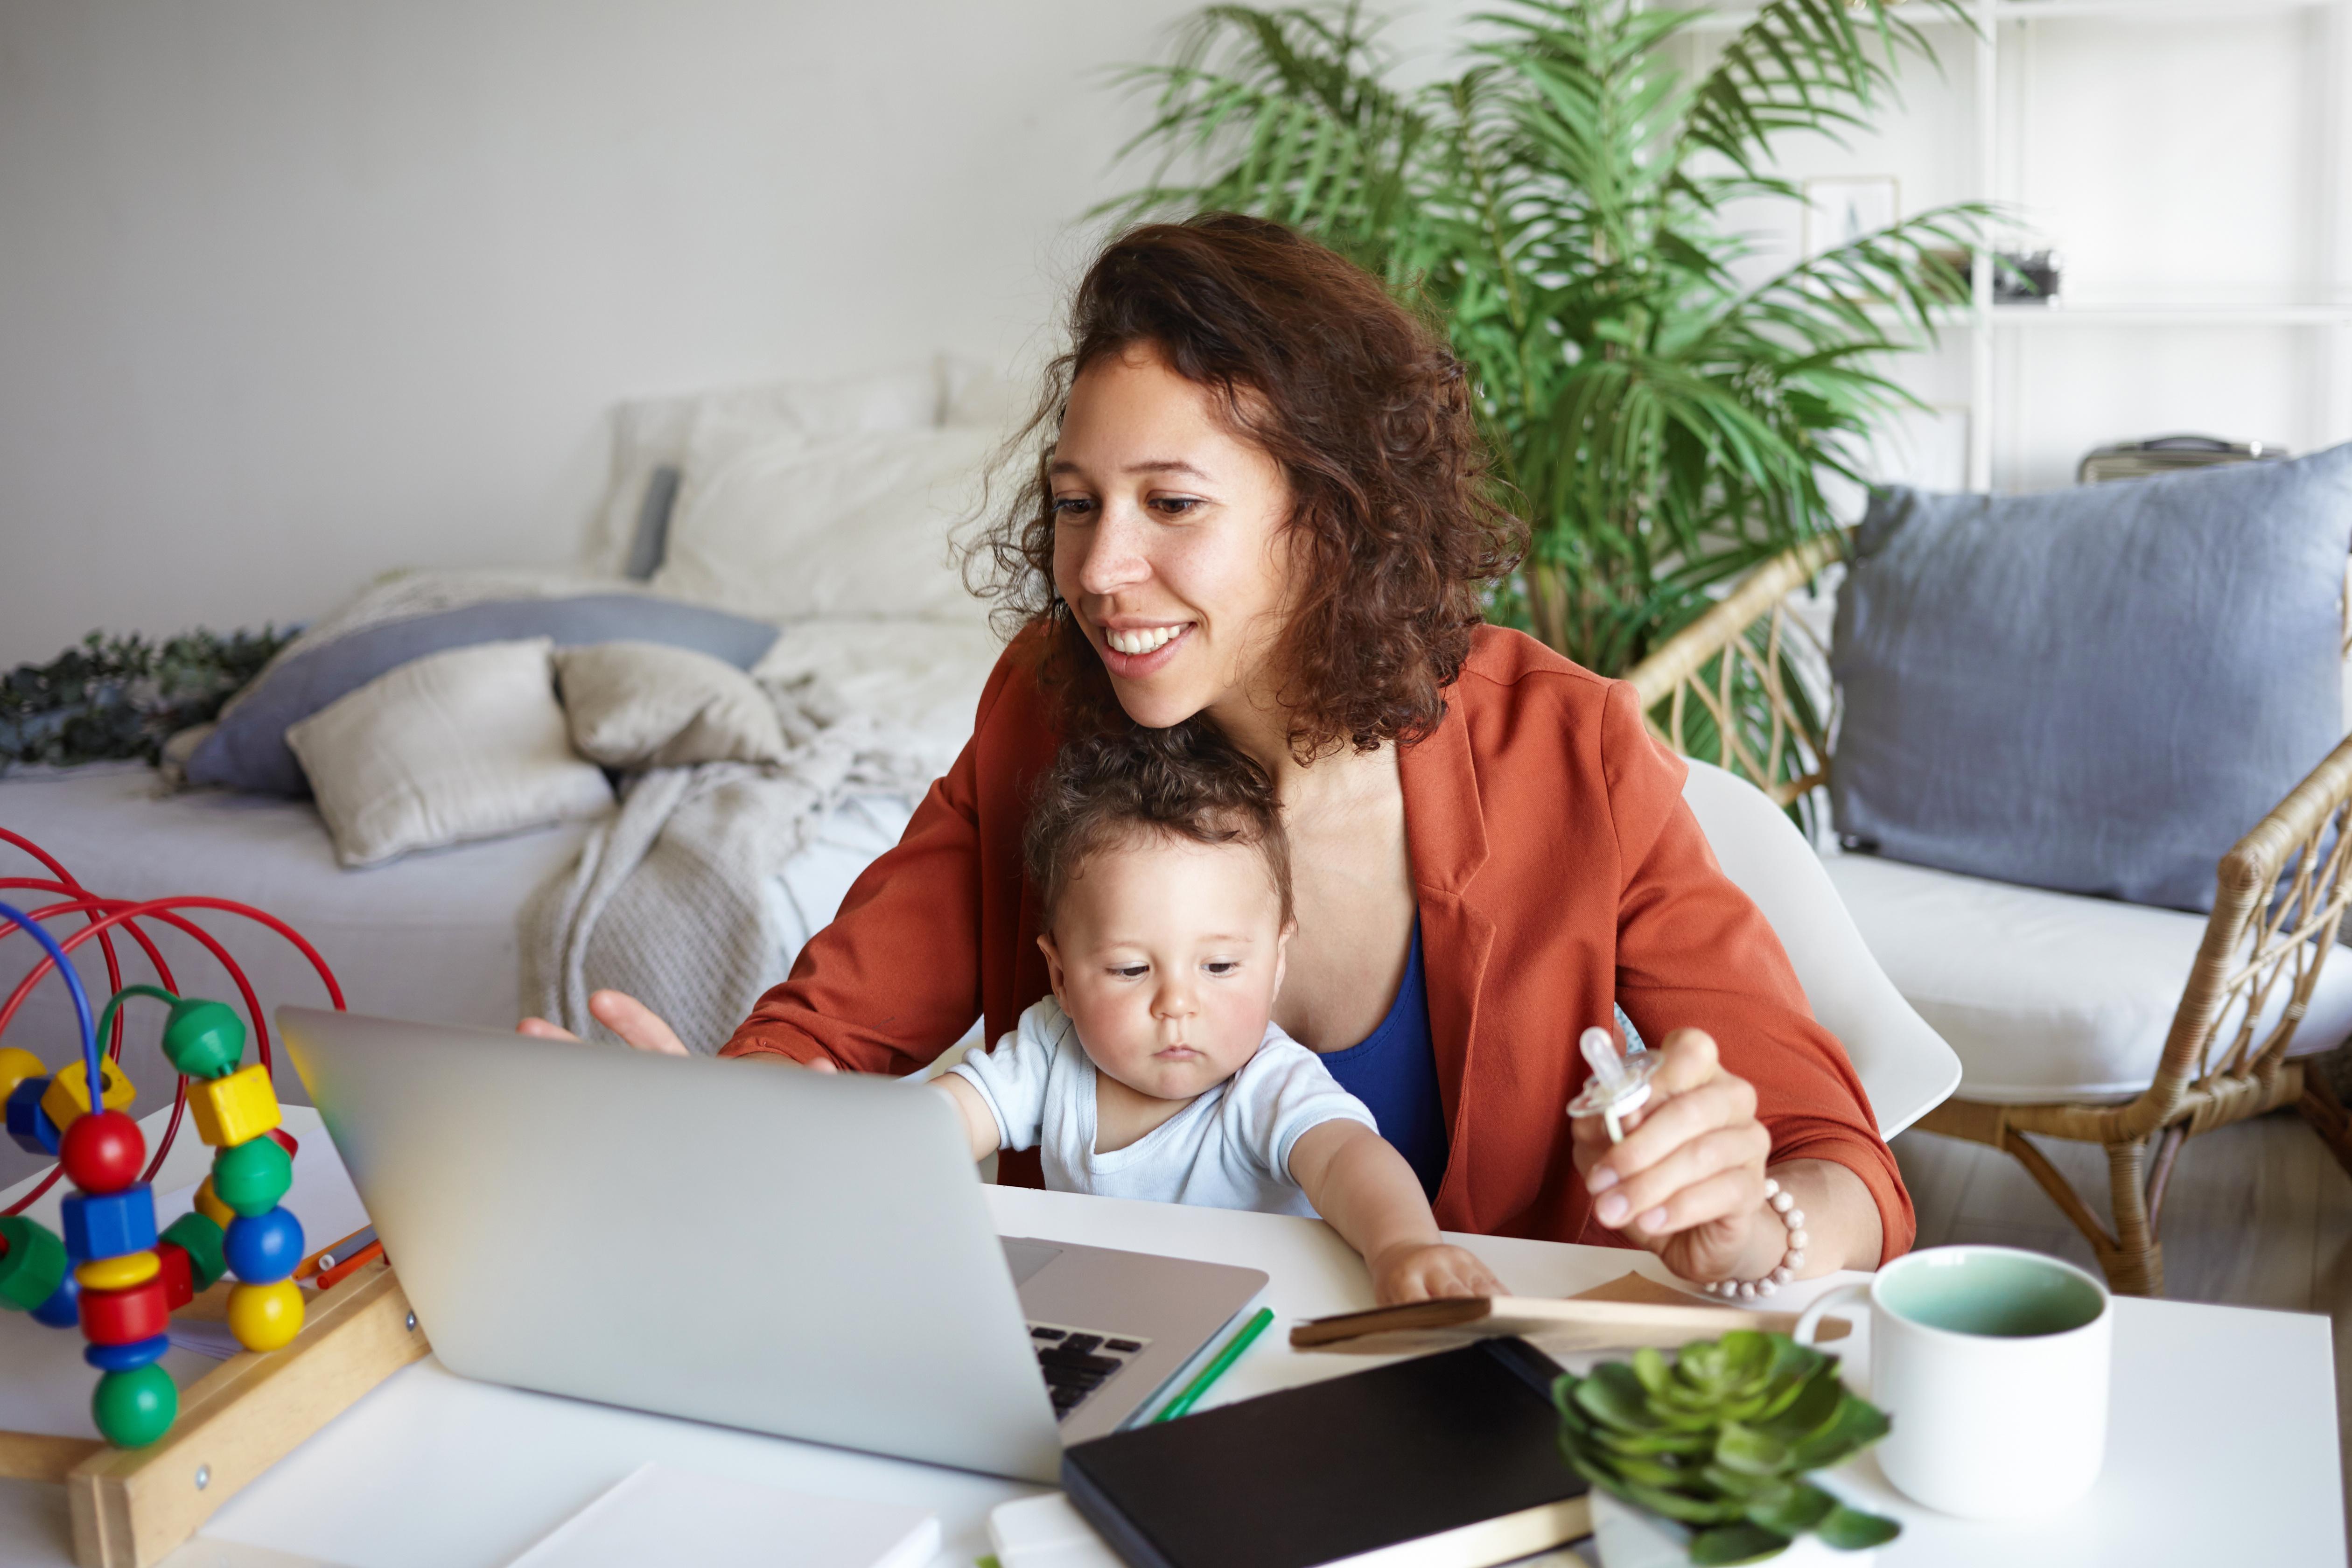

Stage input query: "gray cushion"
[
  {"left": 622, "top": 464, "right": 681, "bottom": 581},
  {"left": 1830, "top": 443, "right": 2352, "bottom": 912},
  {"left": 186, "top": 594, "right": 777, "bottom": 798}
]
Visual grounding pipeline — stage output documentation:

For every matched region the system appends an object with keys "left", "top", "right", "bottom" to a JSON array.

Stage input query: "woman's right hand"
[
  {"left": 519, "top": 988, "right": 691, "bottom": 1054},
  {"left": 520, "top": 988, "right": 839, "bottom": 1068}
]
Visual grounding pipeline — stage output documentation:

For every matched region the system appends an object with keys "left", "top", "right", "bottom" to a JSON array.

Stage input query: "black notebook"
[{"left": 1061, "top": 1338, "right": 1591, "bottom": 1568}]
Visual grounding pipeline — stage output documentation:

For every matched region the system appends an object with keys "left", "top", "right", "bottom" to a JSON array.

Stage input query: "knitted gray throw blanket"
[{"left": 520, "top": 673, "right": 934, "bottom": 1054}]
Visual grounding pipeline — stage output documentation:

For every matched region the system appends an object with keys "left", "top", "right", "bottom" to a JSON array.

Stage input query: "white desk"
[{"left": 2, "top": 1112, "right": 2343, "bottom": 1568}]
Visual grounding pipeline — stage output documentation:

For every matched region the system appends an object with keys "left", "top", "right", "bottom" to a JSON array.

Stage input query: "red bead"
[
  {"left": 265, "top": 1127, "right": 299, "bottom": 1161},
  {"left": 154, "top": 1242, "right": 195, "bottom": 1311},
  {"left": 79, "top": 1275, "right": 169, "bottom": 1346},
  {"left": 61, "top": 1110, "right": 146, "bottom": 1195}
]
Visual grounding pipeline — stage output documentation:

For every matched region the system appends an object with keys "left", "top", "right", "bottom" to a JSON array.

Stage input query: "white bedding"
[
  {"left": 749, "top": 616, "right": 1003, "bottom": 780},
  {"left": 0, "top": 617, "right": 998, "bottom": 1165}
]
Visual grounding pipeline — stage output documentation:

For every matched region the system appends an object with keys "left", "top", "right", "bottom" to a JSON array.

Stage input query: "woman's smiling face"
[{"left": 1050, "top": 345, "right": 1295, "bottom": 734}]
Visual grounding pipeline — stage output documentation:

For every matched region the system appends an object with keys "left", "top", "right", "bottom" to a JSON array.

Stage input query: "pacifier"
[{"left": 1566, "top": 1025, "right": 1662, "bottom": 1144}]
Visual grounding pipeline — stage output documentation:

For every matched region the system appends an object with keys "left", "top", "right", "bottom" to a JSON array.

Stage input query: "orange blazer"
[{"left": 723, "top": 626, "right": 1913, "bottom": 1263}]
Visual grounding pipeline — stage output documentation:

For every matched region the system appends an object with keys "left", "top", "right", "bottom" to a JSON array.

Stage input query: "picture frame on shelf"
[{"left": 1803, "top": 175, "right": 1901, "bottom": 258}]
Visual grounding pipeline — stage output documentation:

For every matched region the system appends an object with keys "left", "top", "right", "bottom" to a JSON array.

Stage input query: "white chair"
[
  {"left": 1634, "top": 535, "right": 2352, "bottom": 1295},
  {"left": 1680, "top": 757, "right": 1962, "bottom": 1140}
]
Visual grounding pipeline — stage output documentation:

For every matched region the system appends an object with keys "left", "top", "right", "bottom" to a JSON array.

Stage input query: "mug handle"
[{"left": 1792, "top": 1282, "right": 1870, "bottom": 1349}]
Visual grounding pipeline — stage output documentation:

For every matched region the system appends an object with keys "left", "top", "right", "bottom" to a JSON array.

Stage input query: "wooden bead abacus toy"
[{"left": 0, "top": 829, "right": 433, "bottom": 1568}]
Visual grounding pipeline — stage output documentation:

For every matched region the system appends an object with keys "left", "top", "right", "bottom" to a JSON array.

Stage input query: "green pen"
[{"left": 1152, "top": 1306, "right": 1275, "bottom": 1422}]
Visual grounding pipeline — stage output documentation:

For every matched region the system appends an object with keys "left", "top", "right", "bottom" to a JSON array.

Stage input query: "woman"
[{"left": 526, "top": 214, "right": 1908, "bottom": 1288}]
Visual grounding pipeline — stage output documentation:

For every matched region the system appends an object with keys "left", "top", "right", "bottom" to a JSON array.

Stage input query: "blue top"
[{"left": 1314, "top": 918, "right": 1449, "bottom": 1199}]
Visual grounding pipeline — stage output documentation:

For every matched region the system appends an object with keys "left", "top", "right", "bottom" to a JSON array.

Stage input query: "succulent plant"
[{"left": 1554, "top": 1330, "right": 1901, "bottom": 1566}]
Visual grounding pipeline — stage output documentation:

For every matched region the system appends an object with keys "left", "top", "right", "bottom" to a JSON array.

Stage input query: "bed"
[
  {"left": 0, "top": 617, "right": 993, "bottom": 1012},
  {"left": 0, "top": 360, "right": 1013, "bottom": 1182}
]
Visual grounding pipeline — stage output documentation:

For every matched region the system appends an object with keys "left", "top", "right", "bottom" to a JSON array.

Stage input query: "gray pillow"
[
  {"left": 1831, "top": 442, "right": 2352, "bottom": 912},
  {"left": 288, "top": 639, "right": 613, "bottom": 869},
  {"left": 187, "top": 594, "right": 777, "bottom": 798},
  {"left": 623, "top": 464, "right": 682, "bottom": 581},
  {"left": 554, "top": 641, "right": 788, "bottom": 768}
]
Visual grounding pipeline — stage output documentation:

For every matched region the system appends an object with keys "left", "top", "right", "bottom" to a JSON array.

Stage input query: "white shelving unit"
[
  {"left": 1695, "top": 0, "right": 2352, "bottom": 489},
  {"left": 1954, "top": 0, "right": 2352, "bottom": 486}
]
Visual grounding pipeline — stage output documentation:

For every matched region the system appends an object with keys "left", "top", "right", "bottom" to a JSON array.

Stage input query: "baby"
[{"left": 935, "top": 727, "right": 1502, "bottom": 1306}]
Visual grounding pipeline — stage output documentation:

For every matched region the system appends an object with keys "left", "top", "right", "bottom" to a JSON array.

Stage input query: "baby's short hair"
[{"left": 1024, "top": 723, "right": 1293, "bottom": 932}]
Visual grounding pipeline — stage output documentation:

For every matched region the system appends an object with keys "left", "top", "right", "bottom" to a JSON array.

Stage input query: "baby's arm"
[
  {"left": 935, "top": 1074, "right": 1004, "bottom": 1163},
  {"left": 938, "top": 1008, "right": 1059, "bottom": 1165},
  {"left": 1288, "top": 1120, "right": 1504, "bottom": 1305}
]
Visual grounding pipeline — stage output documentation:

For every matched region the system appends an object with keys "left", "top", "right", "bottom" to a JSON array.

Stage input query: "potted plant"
[
  {"left": 1555, "top": 1330, "right": 1901, "bottom": 1566},
  {"left": 1102, "top": 0, "right": 1982, "bottom": 795}
]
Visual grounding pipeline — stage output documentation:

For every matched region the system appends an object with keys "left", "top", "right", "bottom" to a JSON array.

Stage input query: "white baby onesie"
[{"left": 947, "top": 994, "right": 1379, "bottom": 1218}]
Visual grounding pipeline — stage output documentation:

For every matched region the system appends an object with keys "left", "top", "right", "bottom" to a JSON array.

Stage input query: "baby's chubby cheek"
[{"left": 1077, "top": 1008, "right": 1263, "bottom": 1100}]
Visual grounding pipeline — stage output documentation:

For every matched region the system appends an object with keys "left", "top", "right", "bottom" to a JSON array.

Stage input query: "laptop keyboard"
[{"left": 1028, "top": 1323, "right": 1149, "bottom": 1421}]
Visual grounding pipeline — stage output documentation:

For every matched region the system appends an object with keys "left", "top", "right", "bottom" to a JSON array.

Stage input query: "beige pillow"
[
  {"left": 554, "top": 640, "right": 788, "bottom": 769},
  {"left": 287, "top": 638, "right": 612, "bottom": 868},
  {"left": 651, "top": 425, "right": 998, "bottom": 624}
]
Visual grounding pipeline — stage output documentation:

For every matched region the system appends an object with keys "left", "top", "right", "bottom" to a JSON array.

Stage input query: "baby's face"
[{"left": 1040, "top": 832, "right": 1290, "bottom": 1103}]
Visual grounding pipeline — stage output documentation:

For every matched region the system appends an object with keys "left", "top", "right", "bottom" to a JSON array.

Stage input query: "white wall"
[
  {"left": 3, "top": 3, "right": 2345, "bottom": 668},
  {"left": 0, "top": 0, "right": 1244, "bottom": 665},
  {"left": 1687, "top": 4, "right": 2352, "bottom": 497}
]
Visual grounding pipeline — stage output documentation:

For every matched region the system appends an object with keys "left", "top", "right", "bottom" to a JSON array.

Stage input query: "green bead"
[
  {"left": 161, "top": 1211, "right": 228, "bottom": 1291},
  {"left": 0, "top": 1215, "right": 68, "bottom": 1312},
  {"left": 162, "top": 999, "right": 245, "bottom": 1080},
  {"left": 210, "top": 1137, "right": 292, "bottom": 1218},
  {"left": 91, "top": 1363, "right": 178, "bottom": 1448}
]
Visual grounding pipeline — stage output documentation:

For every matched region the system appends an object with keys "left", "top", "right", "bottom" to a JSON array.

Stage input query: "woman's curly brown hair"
[{"left": 971, "top": 212, "right": 1526, "bottom": 760}]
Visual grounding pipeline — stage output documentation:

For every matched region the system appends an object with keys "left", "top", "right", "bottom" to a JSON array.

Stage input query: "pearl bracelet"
[{"left": 1699, "top": 1177, "right": 1808, "bottom": 1299}]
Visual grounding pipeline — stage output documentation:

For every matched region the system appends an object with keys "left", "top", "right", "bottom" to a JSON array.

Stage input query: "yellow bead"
[
  {"left": 40, "top": 1056, "right": 134, "bottom": 1133},
  {"left": 226, "top": 1277, "right": 304, "bottom": 1351},
  {"left": 192, "top": 1177, "right": 236, "bottom": 1231},
  {"left": 188, "top": 1064, "right": 280, "bottom": 1150},
  {"left": 76, "top": 1249, "right": 161, "bottom": 1292},
  {"left": 0, "top": 1046, "right": 44, "bottom": 1104}
]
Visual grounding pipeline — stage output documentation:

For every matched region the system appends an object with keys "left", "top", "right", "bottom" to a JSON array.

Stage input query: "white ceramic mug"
[{"left": 1793, "top": 1245, "right": 2112, "bottom": 1519}]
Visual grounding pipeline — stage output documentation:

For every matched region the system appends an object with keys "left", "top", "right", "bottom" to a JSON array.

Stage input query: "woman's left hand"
[{"left": 1569, "top": 1028, "right": 1783, "bottom": 1284}]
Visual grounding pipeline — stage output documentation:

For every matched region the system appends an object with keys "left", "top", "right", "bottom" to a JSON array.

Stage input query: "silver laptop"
[{"left": 280, "top": 1007, "right": 1268, "bottom": 1484}]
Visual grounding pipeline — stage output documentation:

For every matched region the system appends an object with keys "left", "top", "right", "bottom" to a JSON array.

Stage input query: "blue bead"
[
  {"left": 5, "top": 1078, "right": 59, "bottom": 1156},
  {"left": 60, "top": 1187, "right": 157, "bottom": 1264},
  {"left": 30, "top": 1272, "right": 80, "bottom": 1328},
  {"left": 84, "top": 1332, "right": 171, "bottom": 1372},
  {"left": 222, "top": 1207, "right": 304, "bottom": 1285}
]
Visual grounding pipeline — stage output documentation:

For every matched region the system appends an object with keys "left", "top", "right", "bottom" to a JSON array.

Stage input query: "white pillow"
[
  {"left": 940, "top": 352, "right": 1029, "bottom": 437},
  {"left": 555, "top": 640, "right": 788, "bottom": 769},
  {"left": 653, "top": 425, "right": 1000, "bottom": 624},
  {"left": 287, "top": 638, "right": 612, "bottom": 868},
  {"left": 589, "top": 364, "right": 945, "bottom": 576}
]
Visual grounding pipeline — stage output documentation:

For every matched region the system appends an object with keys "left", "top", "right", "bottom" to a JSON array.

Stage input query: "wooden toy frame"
[
  {"left": 0, "top": 827, "right": 405, "bottom": 1566},
  {"left": 0, "top": 1260, "right": 430, "bottom": 1567}
]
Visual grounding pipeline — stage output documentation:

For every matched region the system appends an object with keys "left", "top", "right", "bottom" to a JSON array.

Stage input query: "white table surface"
[{"left": 1, "top": 1108, "right": 2342, "bottom": 1568}]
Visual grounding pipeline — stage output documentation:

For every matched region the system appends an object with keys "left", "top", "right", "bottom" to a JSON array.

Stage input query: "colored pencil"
[{"left": 1153, "top": 1306, "right": 1274, "bottom": 1422}]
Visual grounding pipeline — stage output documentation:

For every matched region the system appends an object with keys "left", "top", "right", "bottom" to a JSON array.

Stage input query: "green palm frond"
[
  {"left": 1689, "top": 0, "right": 1969, "bottom": 175},
  {"left": 1101, "top": 0, "right": 1990, "bottom": 771}
]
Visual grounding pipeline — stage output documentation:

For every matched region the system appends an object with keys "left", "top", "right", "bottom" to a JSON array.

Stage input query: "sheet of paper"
[
  {"left": 168, "top": 1317, "right": 245, "bottom": 1359},
  {"left": 504, "top": 1461, "right": 939, "bottom": 1568},
  {"left": 0, "top": 1294, "right": 230, "bottom": 1439},
  {"left": 989, "top": 1494, "right": 1123, "bottom": 1568}
]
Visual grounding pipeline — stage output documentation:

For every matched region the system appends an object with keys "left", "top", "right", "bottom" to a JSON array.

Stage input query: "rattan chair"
[{"left": 1626, "top": 532, "right": 2352, "bottom": 1296}]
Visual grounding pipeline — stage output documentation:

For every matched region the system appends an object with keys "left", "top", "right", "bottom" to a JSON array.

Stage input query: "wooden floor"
[{"left": 1892, "top": 1110, "right": 2352, "bottom": 1545}]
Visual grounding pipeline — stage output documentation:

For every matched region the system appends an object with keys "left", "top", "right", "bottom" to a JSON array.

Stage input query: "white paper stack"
[
  {"left": 987, "top": 1494, "right": 1123, "bottom": 1568},
  {"left": 507, "top": 1462, "right": 938, "bottom": 1568}
]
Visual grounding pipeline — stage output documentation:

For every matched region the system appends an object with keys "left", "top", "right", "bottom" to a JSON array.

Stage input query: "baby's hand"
[{"left": 1369, "top": 1242, "right": 1504, "bottom": 1306}]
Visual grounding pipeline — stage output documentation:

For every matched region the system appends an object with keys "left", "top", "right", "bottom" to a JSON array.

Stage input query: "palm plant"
[{"left": 1102, "top": 0, "right": 1983, "bottom": 786}]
